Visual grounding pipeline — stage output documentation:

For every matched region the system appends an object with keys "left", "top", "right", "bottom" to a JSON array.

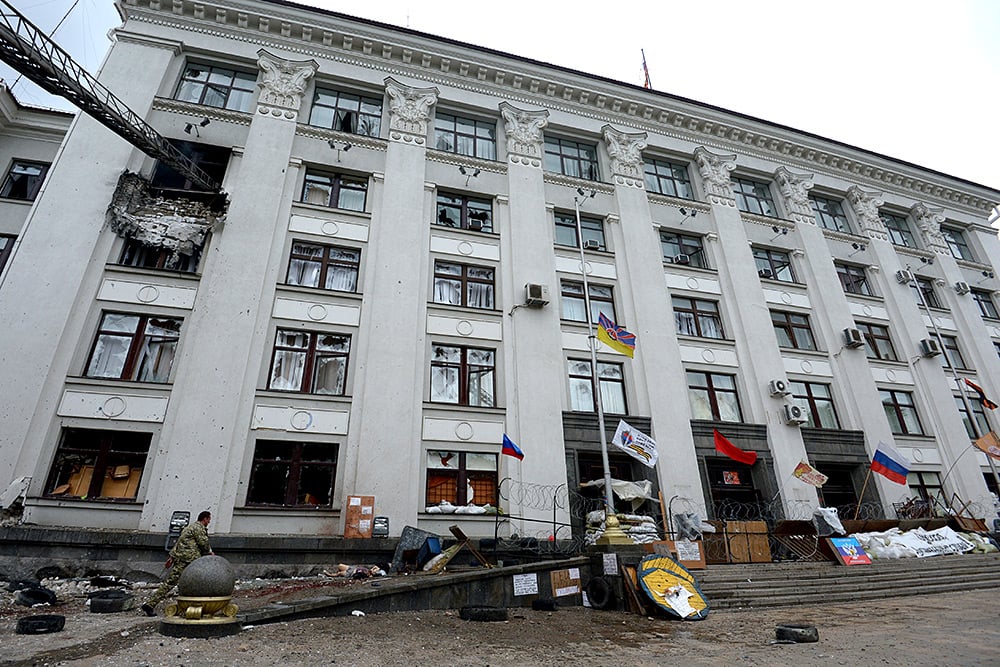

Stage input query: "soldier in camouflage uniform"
[{"left": 141, "top": 511, "right": 213, "bottom": 616}]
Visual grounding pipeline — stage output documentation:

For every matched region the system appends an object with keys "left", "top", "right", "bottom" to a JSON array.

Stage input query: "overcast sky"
[{"left": 5, "top": 0, "right": 998, "bottom": 191}]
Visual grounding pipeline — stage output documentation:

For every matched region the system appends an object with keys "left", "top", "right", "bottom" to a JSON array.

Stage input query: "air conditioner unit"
[
  {"left": 758, "top": 268, "right": 774, "bottom": 279},
  {"left": 524, "top": 283, "right": 550, "bottom": 308},
  {"left": 919, "top": 337, "right": 942, "bottom": 357},
  {"left": 895, "top": 269, "right": 915, "bottom": 284},
  {"left": 843, "top": 327, "right": 865, "bottom": 348},
  {"left": 583, "top": 239, "right": 601, "bottom": 250},
  {"left": 468, "top": 219, "right": 483, "bottom": 232},
  {"left": 768, "top": 379, "right": 791, "bottom": 397},
  {"left": 672, "top": 254, "right": 691, "bottom": 265},
  {"left": 783, "top": 404, "right": 808, "bottom": 425},
  {"left": 954, "top": 281, "right": 971, "bottom": 295}
]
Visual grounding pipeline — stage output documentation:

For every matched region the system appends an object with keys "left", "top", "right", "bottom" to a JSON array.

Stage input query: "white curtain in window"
[
  {"left": 600, "top": 382, "right": 625, "bottom": 414},
  {"left": 325, "top": 265, "right": 357, "bottom": 292},
  {"left": 700, "top": 316, "right": 722, "bottom": 339},
  {"left": 434, "top": 278, "right": 462, "bottom": 305},
  {"left": 467, "top": 283, "right": 493, "bottom": 309},
  {"left": 287, "top": 259, "right": 321, "bottom": 288},
  {"left": 270, "top": 350, "right": 306, "bottom": 391},
  {"left": 675, "top": 312, "right": 696, "bottom": 336},
  {"left": 431, "top": 366, "right": 459, "bottom": 403}
]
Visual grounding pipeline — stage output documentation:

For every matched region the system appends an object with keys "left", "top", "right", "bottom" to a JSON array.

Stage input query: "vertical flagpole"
[
  {"left": 853, "top": 466, "right": 874, "bottom": 521},
  {"left": 641, "top": 49, "right": 651, "bottom": 89},
  {"left": 574, "top": 193, "right": 630, "bottom": 545}
]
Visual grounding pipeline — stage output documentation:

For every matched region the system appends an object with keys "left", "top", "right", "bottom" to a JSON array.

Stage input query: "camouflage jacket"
[{"left": 170, "top": 521, "right": 211, "bottom": 563}]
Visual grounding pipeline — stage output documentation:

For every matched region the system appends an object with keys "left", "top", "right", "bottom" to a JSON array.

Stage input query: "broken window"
[
  {"left": 301, "top": 170, "right": 367, "bottom": 211},
  {"left": 175, "top": 62, "right": 257, "bottom": 113},
  {"left": 286, "top": 241, "right": 360, "bottom": 292},
  {"left": 267, "top": 329, "right": 351, "bottom": 394},
  {"left": 309, "top": 87, "right": 382, "bottom": 137},
  {"left": 45, "top": 428, "right": 150, "bottom": 501},
  {"left": 246, "top": 440, "right": 337, "bottom": 507},
  {"left": 149, "top": 140, "right": 230, "bottom": 194},
  {"left": 119, "top": 237, "right": 203, "bottom": 273},
  {"left": 0, "top": 160, "right": 50, "bottom": 201},
  {"left": 85, "top": 312, "right": 182, "bottom": 383},
  {"left": 426, "top": 451, "right": 497, "bottom": 507},
  {"left": 430, "top": 344, "right": 495, "bottom": 407},
  {"left": 435, "top": 192, "right": 492, "bottom": 233}
]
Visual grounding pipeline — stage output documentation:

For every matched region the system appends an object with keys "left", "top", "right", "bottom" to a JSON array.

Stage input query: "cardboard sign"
[
  {"left": 344, "top": 495, "right": 375, "bottom": 538},
  {"left": 828, "top": 536, "right": 872, "bottom": 566},
  {"left": 645, "top": 540, "right": 706, "bottom": 569},
  {"left": 550, "top": 568, "right": 581, "bottom": 597}
]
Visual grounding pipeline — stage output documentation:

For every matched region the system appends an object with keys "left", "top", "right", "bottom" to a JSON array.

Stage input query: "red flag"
[
  {"left": 713, "top": 429, "right": 757, "bottom": 465},
  {"left": 964, "top": 378, "right": 998, "bottom": 410}
]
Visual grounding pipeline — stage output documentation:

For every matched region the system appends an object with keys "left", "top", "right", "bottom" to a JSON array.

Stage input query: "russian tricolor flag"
[
  {"left": 871, "top": 442, "right": 910, "bottom": 485},
  {"left": 502, "top": 434, "right": 524, "bottom": 461}
]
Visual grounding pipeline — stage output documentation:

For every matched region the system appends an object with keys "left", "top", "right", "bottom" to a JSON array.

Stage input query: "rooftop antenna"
[{"left": 641, "top": 49, "right": 651, "bottom": 89}]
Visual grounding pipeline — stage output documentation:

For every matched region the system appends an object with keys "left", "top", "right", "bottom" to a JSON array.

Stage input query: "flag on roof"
[
  {"left": 596, "top": 312, "right": 636, "bottom": 358},
  {"left": 871, "top": 442, "right": 910, "bottom": 485},
  {"left": 501, "top": 434, "right": 524, "bottom": 461},
  {"left": 713, "top": 429, "right": 757, "bottom": 466},
  {"left": 964, "top": 378, "right": 998, "bottom": 410}
]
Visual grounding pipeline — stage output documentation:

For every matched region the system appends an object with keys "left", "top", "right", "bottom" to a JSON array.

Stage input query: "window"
[
  {"left": 435, "top": 192, "right": 493, "bottom": 232},
  {"left": 45, "top": 428, "right": 150, "bottom": 500},
  {"left": 433, "top": 112, "right": 496, "bottom": 160},
  {"left": 857, "top": 322, "right": 898, "bottom": 361},
  {"left": 971, "top": 289, "right": 999, "bottom": 319},
  {"left": 150, "top": 141, "right": 230, "bottom": 193},
  {"left": 0, "top": 234, "right": 15, "bottom": 273},
  {"left": 907, "top": 471, "right": 944, "bottom": 514},
  {"left": 836, "top": 262, "right": 873, "bottom": 296},
  {"left": 433, "top": 260, "right": 495, "bottom": 309},
  {"left": 732, "top": 176, "right": 777, "bottom": 217},
  {"left": 175, "top": 63, "right": 256, "bottom": 112},
  {"left": 941, "top": 226, "right": 974, "bottom": 261},
  {"left": 286, "top": 241, "right": 360, "bottom": 293},
  {"left": 673, "top": 297, "right": 725, "bottom": 339},
  {"left": 430, "top": 344, "right": 495, "bottom": 407},
  {"left": 789, "top": 381, "right": 840, "bottom": 429},
  {"left": 301, "top": 170, "right": 367, "bottom": 212},
  {"left": 309, "top": 87, "right": 382, "bottom": 137},
  {"left": 771, "top": 310, "right": 817, "bottom": 350},
  {"left": 568, "top": 359, "right": 626, "bottom": 414},
  {"left": 753, "top": 247, "right": 794, "bottom": 282},
  {"left": 810, "top": 195, "right": 851, "bottom": 233},
  {"left": 644, "top": 158, "right": 693, "bottom": 199},
  {"left": 687, "top": 371, "right": 742, "bottom": 422},
  {"left": 881, "top": 389, "right": 923, "bottom": 435},
  {"left": 554, "top": 211, "right": 605, "bottom": 250},
  {"left": 911, "top": 277, "right": 941, "bottom": 309},
  {"left": 956, "top": 395, "right": 988, "bottom": 439},
  {"left": 660, "top": 231, "right": 707, "bottom": 268},
  {"left": 119, "top": 238, "right": 203, "bottom": 273},
  {"left": 0, "top": 160, "right": 50, "bottom": 201},
  {"left": 880, "top": 212, "right": 916, "bottom": 248},
  {"left": 85, "top": 313, "right": 182, "bottom": 383},
  {"left": 267, "top": 329, "right": 350, "bottom": 395},
  {"left": 933, "top": 333, "right": 966, "bottom": 370},
  {"left": 996, "top": 342, "right": 1000, "bottom": 360},
  {"left": 426, "top": 451, "right": 498, "bottom": 507},
  {"left": 561, "top": 280, "right": 615, "bottom": 324},
  {"left": 544, "top": 136, "right": 599, "bottom": 181},
  {"left": 246, "top": 440, "right": 337, "bottom": 507}
]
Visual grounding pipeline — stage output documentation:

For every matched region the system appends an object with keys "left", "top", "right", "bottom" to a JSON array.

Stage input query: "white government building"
[{"left": 1, "top": 0, "right": 999, "bottom": 540}]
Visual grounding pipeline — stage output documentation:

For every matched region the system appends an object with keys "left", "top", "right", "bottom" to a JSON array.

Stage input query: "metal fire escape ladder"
[{"left": 0, "top": 0, "right": 219, "bottom": 192}]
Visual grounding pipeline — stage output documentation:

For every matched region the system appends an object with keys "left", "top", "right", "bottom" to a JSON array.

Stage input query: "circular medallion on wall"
[
  {"left": 911, "top": 448, "right": 924, "bottom": 463},
  {"left": 136, "top": 285, "right": 159, "bottom": 304},
  {"left": 701, "top": 349, "right": 716, "bottom": 363},
  {"left": 457, "top": 241, "right": 474, "bottom": 256},
  {"left": 885, "top": 369, "right": 897, "bottom": 383},
  {"left": 456, "top": 320, "right": 474, "bottom": 336},
  {"left": 992, "top": 327, "right": 1000, "bottom": 338},
  {"left": 308, "top": 304, "right": 328, "bottom": 321},
  {"left": 578, "top": 261, "right": 594, "bottom": 275},
  {"left": 686, "top": 277, "right": 700, "bottom": 291},
  {"left": 780, "top": 292, "right": 792, "bottom": 304},
  {"left": 101, "top": 396, "right": 127, "bottom": 418},
  {"left": 800, "top": 360, "right": 814, "bottom": 374},
  {"left": 863, "top": 304, "right": 873, "bottom": 317},
  {"left": 455, "top": 422, "right": 474, "bottom": 441},
  {"left": 322, "top": 221, "right": 340, "bottom": 236},
  {"left": 290, "top": 410, "right": 313, "bottom": 431}
]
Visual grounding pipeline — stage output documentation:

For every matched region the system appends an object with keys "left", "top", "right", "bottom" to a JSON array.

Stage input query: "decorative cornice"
[
  {"left": 499, "top": 101, "right": 547, "bottom": 166},
  {"left": 151, "top": 97, "right": 253, "bottom": 126},
  {"left": 542, "top": 171, "right": 614, "bottom": 196},
  {"left": 384, "top": 76, "right": 438, "bottom": 145},
  {"left": 293, "top": 125, "right": 387, "bottom": 153},
  {"left": 120, "top": 0, "right": 999, "bottom": 213},
  {"left": 425, "top": 149, "right": 507, "bottom": 176},
  {"left": 256, "top": 49, "right": 317, "bottom": 118},
  {"left": 602, "top": 124, "right": 646, "bottom": 189}
]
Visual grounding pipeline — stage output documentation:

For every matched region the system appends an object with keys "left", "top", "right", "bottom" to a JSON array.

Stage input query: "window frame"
[
  {"left": 933, "top": 333, "right": 966, "bottom": 370},
  {"left": 246, "top": 440, "right": 338, "bottom": 508},
  {"left": 880, "top": 389, "right": 924, "bottom": 435},
  {"left": 809, "top": 194, "right": 852, "bottom": 233},
  {"left": 911, "top": 277, "right": 941, "bottom": 309},
  {"left": 435, "top": 191, "right": 494, "bottom": 233},
  {"left": 687, "top": 370, "right": 743, "bottom": 422},
  {"left": 941, "top": 225, "right": 974, "bottom": 261},
  {"left": 543, "top": 136, "right": 599, "bottom": 181},
  {"left": 789, "top": 380, "right": 840, "bottom": 429},
  {"left": 644, "top": 157, "right": 694, "bottom": 199},
  {"left": 835, "top": 262, "right": 874, "bottom": 296},
  {"left": 660, "top": 230, "right": 708, "bottom": 268},
  {"left": 432, "top": 260, "right": 495, "bottom": 310},
  {"left": 561, "top": 280, "right": 615, "bottom": 324},
  {"left": 267, "top": 328, "right": 351, "bottom": 395},
  {"left": 301, "top": 169, "right": 368, "bottom": 212},
  {"left": 880, "top": 211, "right": 917, "bottom": 248},
  {"left": 567, "top": 359, "right": 627, "bottom": 415},
  {"left": 425, "top": 450, "right": 498, "bottom": 507},
  {"left": 309, "top": 86, "right": 383, "bottom": 137},
  {"left": 0, "top": 234, "right": 15, "bottom": 274},
  {"left": 119, "top": 237, "right": 203, "bottom": 273},
  {"left": 753, "top": 246, "right": 795, "bottom": 282},
  {"left": 44, "top": 428, "right": 151, "bottom": 501},
  {"left": 770, "top": 310, "right": 817, "bottom": 350},
  {"left": 84, "top": 312, "right": 183, "bottom": 383},
  {"left": 673, "top": 296, "right": 725, "bottom": 339},
  {"left": 955, "top": 395, "right": 988, "bottom": 439},
  {"left": 285, "top": 240, "right": 361, "bottom": 293},
  {"left": 0, "top": 159, "right": 50, "bottom": 201},
  {"left": 174, "top": 62, "right": 257, "bottom": 113},
  {"left": 732, "top": 176, "right": 778, "bottom": 217},
  {"left": 429, "top": 344, "right": 496, "bottom": 407},
  {"left": 857, "top": 322, "right": 898, "bottom": 361},
  {"left": 971, "top": 289, "right": 999, "bottom": 319},
  {"left": 554, "top": 211, "right": 605, "bottom": 250},
  {"left": 433, "top": 112, "right": 497, "bottom": 160}
]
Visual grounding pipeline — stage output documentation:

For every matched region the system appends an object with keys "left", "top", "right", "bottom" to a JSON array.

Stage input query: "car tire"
[
  {"left": 459, "top": 605, "right": 508, "bottom": 622},
  {"left": 15, "top": 587, "right": 57, "bottom": 607},
  {"left": 16, "top": 614, "right": 65, "bottom": 635},
  {"left": 89, "top": 590, "right": 135, "bottom": 613},
  {"left": 531, "top": 598, "right": 557, "bottom": 612},
  {"left": 775, "top": 623, "right": 819, "bottom": 643},
  {"left": 586, "top": 577, "right": 615, "bottom": 610}
]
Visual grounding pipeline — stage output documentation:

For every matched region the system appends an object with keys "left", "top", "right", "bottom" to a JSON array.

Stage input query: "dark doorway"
[
  {"left": 706, "top": 459, "right": 762, "bottom": 520},
  {"left": 817, "top": 463, "right": 859, "bottom": 517}
]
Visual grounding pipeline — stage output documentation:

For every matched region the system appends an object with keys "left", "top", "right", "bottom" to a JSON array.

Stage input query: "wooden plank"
[
  {"left": 620, "top": 563, "right": 648, "bottom": 615},
  {"left": 449, "top": 525, "right": 493, "bottom": 568}
]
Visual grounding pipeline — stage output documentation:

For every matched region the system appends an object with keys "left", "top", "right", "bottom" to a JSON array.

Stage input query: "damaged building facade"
[{"left": 0, "top": 0, "right": 999, "bottom": 541}]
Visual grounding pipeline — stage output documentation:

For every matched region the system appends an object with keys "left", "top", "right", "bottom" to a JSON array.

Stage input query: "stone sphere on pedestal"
[{"left": 177, "top": 555, "right": 236, "bottom": 597}]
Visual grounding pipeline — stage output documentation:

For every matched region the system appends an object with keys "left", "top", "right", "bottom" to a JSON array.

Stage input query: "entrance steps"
[{"left": 696, "top": 553, "right": 1000, "bottom": 609}]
